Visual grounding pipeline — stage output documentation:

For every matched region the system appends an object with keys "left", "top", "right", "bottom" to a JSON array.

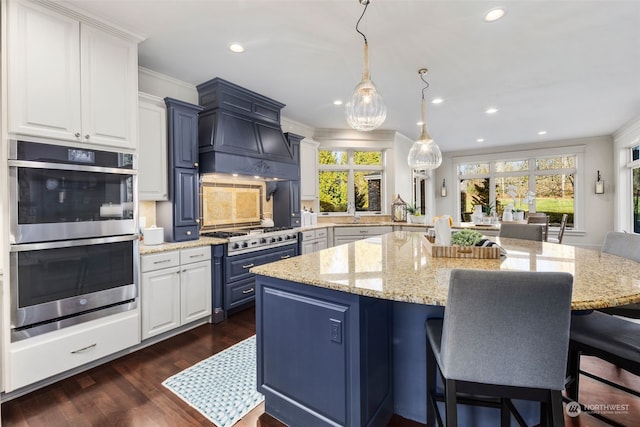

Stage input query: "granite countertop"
[
  {"left": 251, "top": 231, "right": 640, "bottom": 310},
  {"left": 139, "top": 236, "right": 227, "bottom": 255}
]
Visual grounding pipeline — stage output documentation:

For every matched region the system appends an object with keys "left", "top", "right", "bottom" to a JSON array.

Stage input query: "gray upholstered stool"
[
  {"left": 426, "top": 269, "right": 573, "bottom": 427},
  {"left": 566, "top": 231, "right": 640, "bottom": 424}
]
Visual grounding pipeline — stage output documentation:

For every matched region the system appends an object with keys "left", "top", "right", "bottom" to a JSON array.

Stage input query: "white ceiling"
[{"left": 63, "top": 0, "right": 640, "bottom": 153}]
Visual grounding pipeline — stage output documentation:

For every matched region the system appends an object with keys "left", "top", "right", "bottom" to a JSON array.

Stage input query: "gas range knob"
[
  {"left": 278, "top": 236, "right": 283, "bottom": 242},
  {"left": 242, "top": 242, "right": 249, "bottom": 248},
  {"left": 270, "top": 237, "right": 276, "bottom": 243},
  {"left": 260, "top": 238, "right": 267, "bottom": 244},
  {"left": 232, "top": 243, "right": 240, "bottom": 249},
  {"left": 285, "top": 235, "right": 291, "bottom": 240}
]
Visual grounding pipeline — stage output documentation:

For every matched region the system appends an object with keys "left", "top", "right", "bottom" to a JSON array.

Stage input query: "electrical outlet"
[{"left": 330, "top": 318, "right": 342, "bottom": 343}]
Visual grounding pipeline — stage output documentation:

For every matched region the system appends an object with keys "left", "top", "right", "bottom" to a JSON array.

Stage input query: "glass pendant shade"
[
  {"left": 407, "top": 133, "right": 442, "bottom": 170},
  {"left": 408, "top": 68, "right": 442, "bottom": 170},
  {"left": 346, "top": 39, "right": 386, "bottom": 131}
]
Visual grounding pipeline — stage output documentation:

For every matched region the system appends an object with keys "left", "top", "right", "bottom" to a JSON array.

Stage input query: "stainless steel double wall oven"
[{"left": 8, "top": 139, "right": 139, "bottom": 341}]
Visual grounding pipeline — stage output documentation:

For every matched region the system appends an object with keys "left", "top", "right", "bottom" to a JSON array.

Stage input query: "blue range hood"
[{"left": 197, "top": 78, "right": 299, "bottom": 180}]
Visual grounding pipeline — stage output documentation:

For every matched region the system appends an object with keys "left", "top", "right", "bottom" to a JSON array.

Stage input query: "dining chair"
[
  {"left": 527, "top": 213, "right": 549, "bottom": 241},
  {"left": 426, "top": 269, "right": 573, "bottom": 427},
  {"left": 498, "top": 223, "right": 544, "bottom": 241},
  {"left": 547, "top": 213, "right": 568, "bottom": 244},
  {"left": 566, "top": 231, "right": 640, "bottom": 425}
]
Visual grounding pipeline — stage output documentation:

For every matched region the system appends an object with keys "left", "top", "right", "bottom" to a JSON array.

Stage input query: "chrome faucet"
[{"left": 346, "top": 203, "right": 360, "bottom": 223}]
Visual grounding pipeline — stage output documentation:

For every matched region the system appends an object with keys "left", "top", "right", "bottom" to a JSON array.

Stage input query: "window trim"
[{"left": 453, "top": 145, "right": 585, "bottom": 229}]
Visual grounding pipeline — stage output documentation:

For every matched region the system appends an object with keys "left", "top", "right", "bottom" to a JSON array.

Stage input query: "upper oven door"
[{"left": 9, "top": 140, "right": 137, "bottom": 243}]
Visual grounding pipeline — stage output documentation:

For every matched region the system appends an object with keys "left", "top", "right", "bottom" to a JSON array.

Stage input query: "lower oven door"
[{"left": 10, "top": 235, "right": 138, "bottom": 341}]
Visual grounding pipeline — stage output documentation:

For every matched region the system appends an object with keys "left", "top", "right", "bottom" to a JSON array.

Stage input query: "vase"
[{"left": 514, "top": 211, "right": 525, "bottom": 221}]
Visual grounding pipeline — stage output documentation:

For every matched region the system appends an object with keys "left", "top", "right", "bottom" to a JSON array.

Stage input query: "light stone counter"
[
  {"left": 252, "top": 230, "right": 640, "bottom": 310},
  {"left": 139, "top": 236, "right": 226, "bottom": 255}
]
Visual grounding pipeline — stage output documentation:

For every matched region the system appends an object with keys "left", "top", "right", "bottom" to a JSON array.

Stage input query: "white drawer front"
[
  {"left": 7, "top": 311, "right": 140, "bottom": 391},
  {"left": 301, "top": 230, "right": 316, "bottom": 241},
  {"left": 141, "top": 250, "right": 180, "bottom": 272},
  {"left": 180, "top": 246, "right": 211, "bottom": 265},
  {"left": 315, "top": 228, "right": 328, "bottom": 239}
]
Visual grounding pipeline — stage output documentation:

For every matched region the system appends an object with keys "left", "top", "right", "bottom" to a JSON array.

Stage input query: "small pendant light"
[
  {"left": 345, "top": 0, "right": 387, "bottom": 131},
  {"left": 407, "top": 68, "right": 442, "bottom": 170}
]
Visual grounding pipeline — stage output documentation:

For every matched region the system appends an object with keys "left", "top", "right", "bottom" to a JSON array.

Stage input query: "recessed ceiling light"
[
  {"left": 333, "top": 100, "right": 343, "bottom": 106},
  {"left": 431, "top": 98, "right": 444, "bottom": 105},
  {"left": 484, "top": 8, "right": 506, "bottom": 22},
  {"left": 485, "top": 107, "right": 499, "bottom": 114},
  {"left": 538, "top": 130, "right": 548, "bottom": 135},
  {"left": 477, "top": 138, "right": 485, "bottom": 143},
  {"left": 228, "top": 43, "right": 244, "bottom": 53}
]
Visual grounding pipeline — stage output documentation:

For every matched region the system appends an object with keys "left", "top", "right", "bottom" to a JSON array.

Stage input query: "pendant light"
[
  {"left": 407, "top": 68, "right": 442, "bottom": 170},
  {"left": 345, "top": 0, "right": 386, "bottom": 131}
]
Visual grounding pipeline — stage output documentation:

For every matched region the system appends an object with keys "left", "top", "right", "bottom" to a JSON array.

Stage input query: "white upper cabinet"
[
  {"left": 7, "top": 0, "right": 139, "bottom": 150},
  {"left": 300, "top": 139, "right": 319, "bottom": 200},
  {"left": 138, "top": 93, "right": 168, "bottom": 200}
]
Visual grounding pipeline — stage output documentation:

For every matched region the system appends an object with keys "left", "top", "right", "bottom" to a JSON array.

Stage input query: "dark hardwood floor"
[{"left": 2, "top": 308, "right": 639, "bottom": 426}]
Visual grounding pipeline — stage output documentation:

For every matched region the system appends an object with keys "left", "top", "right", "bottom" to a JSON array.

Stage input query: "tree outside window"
[
  {"left": 318, "top": 150, "right": 384, "bottom": 214},
  {"left": 458, "top": 154, "right": 577, "bottom": 226}
]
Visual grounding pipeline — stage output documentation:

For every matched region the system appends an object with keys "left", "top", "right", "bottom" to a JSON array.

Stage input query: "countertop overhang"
[{"left": 252, "top": 231, "right": 640, "bottom": 311}]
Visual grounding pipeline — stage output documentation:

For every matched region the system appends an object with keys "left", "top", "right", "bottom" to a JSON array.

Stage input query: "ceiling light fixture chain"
[
  {"left": 407, "top": 67, "right": 442, "bottom": 170},
  {"left": 345, "top": 0, "right": 387, "bottom": 132}
]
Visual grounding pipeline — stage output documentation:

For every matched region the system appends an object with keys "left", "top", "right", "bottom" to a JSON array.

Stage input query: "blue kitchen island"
[{"left": 252, "top": 231, "right": 640, "bottom": 426}]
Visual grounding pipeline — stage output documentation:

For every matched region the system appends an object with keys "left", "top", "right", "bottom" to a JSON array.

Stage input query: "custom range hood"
[{"left": 197, "top": 78, "right": 299, "bottom": 180}]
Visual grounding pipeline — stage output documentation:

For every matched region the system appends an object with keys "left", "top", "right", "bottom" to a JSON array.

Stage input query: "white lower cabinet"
[
  {"left": 333, "top": 226, "right": 393, "bottom": 246},
  {"left": 300, "top": 228, "right": 328, "bottom": 254},
  {"left": 141, "top": 246, "right": 211, "bottom": 340},
  {"left": 7, "top": 310, "right": 139, "bottom": 392}
]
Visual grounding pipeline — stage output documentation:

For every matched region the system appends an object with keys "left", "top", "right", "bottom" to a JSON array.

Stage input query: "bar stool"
[
  {"left": 567, "top": 231, "right": 640, "bottom": 425},
  {"left": 426, "top": 269, "right": 573, "bottom": 426}
]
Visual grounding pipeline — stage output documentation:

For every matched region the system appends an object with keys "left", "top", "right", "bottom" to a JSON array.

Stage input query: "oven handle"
[
  {"left": 8, "top": 159, "right": 136, "bottom": 175},
  {"left": 10, "top": 234, "right": 139, "bottom": 252}
]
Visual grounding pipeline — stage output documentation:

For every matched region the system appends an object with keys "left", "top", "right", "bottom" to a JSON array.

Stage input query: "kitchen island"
[{"left": 252, "top": 231, "right": 640, "bottom": 426}]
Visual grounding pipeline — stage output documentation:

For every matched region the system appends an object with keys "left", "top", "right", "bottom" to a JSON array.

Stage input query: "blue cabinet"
[
  {"left": 273, "top": 133, "right": 302, "bottom": 228},
  {"left": 256, "top": 276, "right": 393, "bottom": 427},
  {"left": 157, "top": 98, "right": 203, "bottom": 242}
]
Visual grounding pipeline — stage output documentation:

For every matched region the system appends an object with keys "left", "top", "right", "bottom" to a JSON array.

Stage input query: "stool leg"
[
  {"left": 426, "top": 339, "right": 437, "bottom": 427},
  {"left": 445, "top": 379, "right": 458, "bottom": 427},
  {"left": 566, "top": 347, "right": 581, "bottom": 401},
  {"left": 550, "top": 390, "right": 564, "bottom": 427},
  {"left": 500, "top": 398, "right": 511, "bottom": 427}
]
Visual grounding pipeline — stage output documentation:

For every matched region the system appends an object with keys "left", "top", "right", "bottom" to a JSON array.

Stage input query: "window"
[
  {"left": 318, "top": 149, "right": 384, "bottom": 214},
  {"left": 631, "top": 145, "right": 640, "bottom": 233},
  {"left": 456, "top": 149, "right": 579, "bottom": 227}
]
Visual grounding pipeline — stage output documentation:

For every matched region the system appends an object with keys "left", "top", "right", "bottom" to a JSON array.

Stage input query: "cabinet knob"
[
  {"left": 194, "top": 162, "right": 199, "bottom": 167},
  {"left": 75, "top": 132, "right": 81, "bottom": 138},
  {"left": 195, "top": 219, "right": 200, "bottom": 224},
  {"left": 85, "top": 134, "right": 90, "bottom": 140},
  {"left": 186, "top": 231, "right": 192, "bottom": 235}
]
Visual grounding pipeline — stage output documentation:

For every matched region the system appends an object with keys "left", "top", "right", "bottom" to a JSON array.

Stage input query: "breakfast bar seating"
[{"left": 252, "top": 231, "right": 640, "bottom": 426}]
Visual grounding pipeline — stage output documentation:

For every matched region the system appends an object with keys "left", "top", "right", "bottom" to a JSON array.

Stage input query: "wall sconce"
[
  {"left": 440, "top": 179, "right": 447, "bottom": 197},
  {"left": 595, "top": 170, "right": 604, "bottom": 194}
]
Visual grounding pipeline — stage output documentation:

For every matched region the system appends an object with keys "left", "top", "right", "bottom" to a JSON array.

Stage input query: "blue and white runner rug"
[{"left": 162, "top": 335, "right": 264, "bottom": 427}]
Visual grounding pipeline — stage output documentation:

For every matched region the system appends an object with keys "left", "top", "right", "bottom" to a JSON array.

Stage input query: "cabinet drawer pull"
[
  {"left": 359, "top": 230, "right": 368, "bottom": 233},
  {"left": 186, "top": 231, "right": 192, "bottom": 235},
  {"left": 242, "top": 263, "right": 255, "bottom": 269},
  {"left": 280, "top": 255, "right": 291, "bottom": 259},
  {"left": 71, "top": 343, "right": 97, "bottom": 354},
  {"left": 153, "top": 259, "right": 171, "bottom": 264},
  {"left": 242, "top": 288, "right": 254, "bottom": 294},
  {"left": 189, "top": 254, "right": 204, "bottom": 258}
]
